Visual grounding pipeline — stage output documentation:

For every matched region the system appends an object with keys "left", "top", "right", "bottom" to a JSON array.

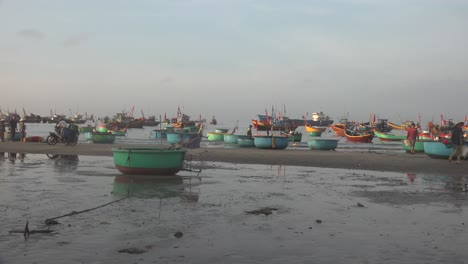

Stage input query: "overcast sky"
[{"left": 1, "top": 0, "right": 467, "bottom": 125}]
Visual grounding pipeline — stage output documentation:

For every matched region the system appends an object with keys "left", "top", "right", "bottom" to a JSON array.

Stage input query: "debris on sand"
[
  {"left": 245, "top": 207, "right": 278, "bottom": 216},
  {"left": 174, "top": 231, "right": 184, "bottom": 238},
  {"left": 118, "top": 248, "right": 147, "bottom": 254}
]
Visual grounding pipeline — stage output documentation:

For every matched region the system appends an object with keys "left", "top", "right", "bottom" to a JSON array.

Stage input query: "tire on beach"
[{"left": 47, "top": 135, "right": 57, "bottom": 145}]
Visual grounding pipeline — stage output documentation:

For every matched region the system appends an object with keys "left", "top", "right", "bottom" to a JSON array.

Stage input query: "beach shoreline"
[{"left": 0, "top": 142, "right": 463, "bottom": 176}]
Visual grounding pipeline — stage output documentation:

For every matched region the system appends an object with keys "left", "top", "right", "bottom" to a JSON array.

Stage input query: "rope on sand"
[{"left": 44, "top": 197, "right": 128, "bottom": 225}]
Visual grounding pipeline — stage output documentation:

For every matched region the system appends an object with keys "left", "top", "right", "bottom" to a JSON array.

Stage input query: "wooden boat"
[
  {"left": 304, "top": 125, "right": 327, "bottom": 133},
  {"left": 423, "top": 141, "right": 455, "bottom": 159},
  {"left": 253, "top": 135, "right": 289, "bottom": 149},
  {"left": 110, "top": 130, "right": 127, "bottom": 136},
  {"left": 344, "top": 130, "right": 373, "bottom": 143},
  {"left": 307, "top": 138, "right": 339, "bottom": 150},
  {"left": 330, "top": 124, "right": 346, "bottom": 137},
  {"left": 112, "top": 147, "right": 186, "bottom": 175},
  {"left": 402, "top": 140, "right": 425, "bottom": 153},
  {"left": 251, "top": 119, "right": 300, "bottom": 132},
  {"left": 91, "top": 132, "right": 116, "bottom": 144},
  {"left": 387, "top": 121, "right": 409, "bottom": 130},
  {"left": 223, "top": 134, "right": 239, "bottom": 144},
  {"left": 373, "top": 129, "right": 406, "bottom": 142},
  {"left": 237, "top": 135, "right": 255, "bottom": 148}
]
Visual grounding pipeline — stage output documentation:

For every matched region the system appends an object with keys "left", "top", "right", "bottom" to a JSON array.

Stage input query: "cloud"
[
  {"left": 17, "top": 29, "right": 45, "bottom": 40},
  {"left": 62, "top": 33, "right": 91, "bottom": 47}
]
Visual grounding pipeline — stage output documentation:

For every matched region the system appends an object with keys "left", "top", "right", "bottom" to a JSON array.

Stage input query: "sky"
[{"left": 1, "top": 0, "right": 468, "bottom": 126}]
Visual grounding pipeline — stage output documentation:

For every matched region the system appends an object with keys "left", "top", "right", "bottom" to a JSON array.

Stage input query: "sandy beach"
[{"left": 0, "top": 141, "right": 464, "bottom": 176}]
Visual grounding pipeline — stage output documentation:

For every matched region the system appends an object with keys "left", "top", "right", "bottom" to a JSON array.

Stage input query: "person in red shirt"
[{"left": 406, "top": 123, "right": 419, "bottom": 154}]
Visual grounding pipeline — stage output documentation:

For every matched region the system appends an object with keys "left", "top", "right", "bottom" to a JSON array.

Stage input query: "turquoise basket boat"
[
  {"left": 254, "top": 135, "right": 289, "bottom": 149},
  {"left": 223, "top": 134, "right": 238, "bottom": 144},
  {"left": 207, "top": 132, "right": 225, "bottom": 141},
  {"left": 112, "top": 147, "right": 186, "bottom": 175},
  {"left": 307, "top": 138, "right": 339, "bottom": 150},
  {"left": 423, "top": 141, "right": 454, "bottom": 159},
  {"left": 308, "top": 132, "right": 322, "bottom": 137},
  {"left": 166, "top": 132, "right": 193, "bottom": 144},
  {"left": 91, "top": 133, "right": 116, "bottom": 144},
  {"left": 237, "top": 135, "right": 255, "bottom": 148}
]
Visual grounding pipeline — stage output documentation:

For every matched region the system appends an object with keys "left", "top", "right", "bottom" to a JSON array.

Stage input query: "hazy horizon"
[{"left": 1, "top": 0, "right": 467, "bottom": 125}]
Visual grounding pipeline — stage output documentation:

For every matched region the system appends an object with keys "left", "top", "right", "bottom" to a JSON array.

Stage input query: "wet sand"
[{"left": 0, "top": 142, "right": 464, "bottom": 176}]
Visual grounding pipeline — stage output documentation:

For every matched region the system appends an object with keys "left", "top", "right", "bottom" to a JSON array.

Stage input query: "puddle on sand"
[{"left": 1, "top": 154, "right": 468, "bottom": 264}]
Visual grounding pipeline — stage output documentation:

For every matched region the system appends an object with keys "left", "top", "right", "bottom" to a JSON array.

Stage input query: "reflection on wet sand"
[
  {"left": 113, "top": 175, "right": 199, "bottom": 201},
  {"left": 47, "top": 154, "right": 79, "bottom": 172}
]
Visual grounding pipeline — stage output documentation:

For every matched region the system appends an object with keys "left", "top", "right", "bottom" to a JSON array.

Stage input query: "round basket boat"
[
  {"left": 215, "top": 128, "right": 229, "bottom": 133},
  {"left": 223, "top": 134, "right": 239, "bottom": 144},
  {"left": 253, "top": 135, "right": 289, "bottom": 149},
  {"left": 307, "top": 138, "right": 339, "bottom": 150},
  {"left": 112, "top": 147, "right": 186, "bottom": 175}
]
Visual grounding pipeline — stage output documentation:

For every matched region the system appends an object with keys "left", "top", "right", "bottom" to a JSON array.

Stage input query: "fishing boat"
[
  {"left": 402, "top": 140, "right": 425, "bottom": 153},
  {"left": 253, "top": 135, "right": 289, "bottom": 149},
  {"left": 112, "top": 147, "right": 186, "bottom": 175},
  {"left": 237, "top": 135, "right": 255, "bottom": 147},
  {"left": 330, "top": 124, "right": 346, "bottom": 137},
  {"left": 372, "top": 129, "right": 406, "bottom": 142},
  {"left": 344, "top": 130, "right": 374, "bottom": 143},
  {"left": 307, "top": 138, "right": 339, "bottom": 150},
  {"left": 387, "top": 121, "right": 412, "bottom": 130},
  {"left": 423, "top": 141, "right": 456, "bottom": 159},
  {"left": 91, "top": 132, "right": 116, "bottom": 144}
]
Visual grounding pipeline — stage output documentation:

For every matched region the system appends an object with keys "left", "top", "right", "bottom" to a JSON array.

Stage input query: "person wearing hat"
[
  {"left": 246, "top": 124, "right": 253, "bottom": 138},
  {"left": 449, "top": 122, "right": 465, "bottom": 163},
  {"left": 19, "top": 118, "right": 26, "bottom": 142},
  {"left": 0, "top": 119, "right": 5, "bottom": 142}
]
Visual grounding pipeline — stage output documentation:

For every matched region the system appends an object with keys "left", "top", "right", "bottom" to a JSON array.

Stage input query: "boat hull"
[
  {"left": 207, "top": 132, "right": 225, "bottom": 141},
  {"left": 403, "top": 140, "right": 425, "bottom": 153},
  {"left": 237, "top": 135, "right": 255, "bottom": 147},
  {"left": 112, "top": 148, "right": 186, "bottom": 175},
  {"left": 307, "top": 138, "right": 339, "bottom": 150},
  {"left": 423, "top": 141, "right": 455, "bottom": 159},
  {"left": 254, "top": 135, "right": 289, "bottom": 149},
  {"left": 166, "top": 133, "right": 192, "bottom": 144},
  {"left": 308, "top": 132, "right": 322, "bottom": 137},
  {"left": 305, "top": 125, "right": 327, "bottom": 133},
  {"left": 373, "top": 130, "right": 406, "bottom": 142},
  {"left": 91, "top": 133, "right": 116, "bottom": 144},
  {"left": 223, "top": 134, "right": 238, "bottom": 144}
]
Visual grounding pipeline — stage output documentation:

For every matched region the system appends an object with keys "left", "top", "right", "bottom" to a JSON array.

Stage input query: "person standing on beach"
[
  {"left": 406, "top": 122, "right": 418, "bottom": 154},
  {"left": 19, "top": 118, "right": 26, "bottom": 142},
  {"left": 0, "top": 119, "right": 5, "bottom": 142},
  {"left": 246, "top": 125, "right": 253, "bottom": 138},
  {"left": 9, "top": 117, "right": 17, "bottom": 141},
  {"left": 449, "top": 122, "right": 464, "bottom": 164}
]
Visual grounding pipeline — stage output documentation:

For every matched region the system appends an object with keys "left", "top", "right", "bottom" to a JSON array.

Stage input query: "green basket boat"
[
  {"left": 112, "top": 147, "right": 186, "bottom": 175},
  {"left": 207, "top": 132, "right": 225, "bottom": 141},
  {"left": 91, "top": 133, "right": 116, "bottom": 144},
  {"left": 402, "top": 140, "right": 425, "bottom": 153}
]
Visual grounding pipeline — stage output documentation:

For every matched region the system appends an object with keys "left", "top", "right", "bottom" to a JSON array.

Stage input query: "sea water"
[{"left": 1, "top": 154, "right": 467, "bottom": 264}]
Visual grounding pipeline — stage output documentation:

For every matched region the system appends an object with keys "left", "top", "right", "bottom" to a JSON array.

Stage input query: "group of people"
[
  {"left": 406, "top": 121, "right": 465, "bottom": 163},
  {"left": 0, "top": 117, "right": 27, "bottom": 142}
]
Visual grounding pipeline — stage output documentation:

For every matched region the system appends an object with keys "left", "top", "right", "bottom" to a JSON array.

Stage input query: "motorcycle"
[{"left": 46, "top": 126, "right": 79, "bottom": 146}]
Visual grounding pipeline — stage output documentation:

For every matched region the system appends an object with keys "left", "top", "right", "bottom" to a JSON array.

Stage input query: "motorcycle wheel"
[{"left": 47, "top": 135, "right": 58, "bottom": 145}]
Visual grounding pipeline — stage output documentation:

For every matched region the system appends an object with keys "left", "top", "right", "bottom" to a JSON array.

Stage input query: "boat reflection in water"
[{"left": 112, "top": 175, "right": 199, "bottom": 201}]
